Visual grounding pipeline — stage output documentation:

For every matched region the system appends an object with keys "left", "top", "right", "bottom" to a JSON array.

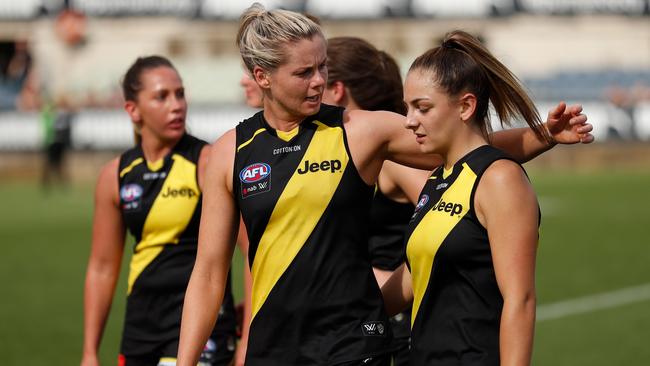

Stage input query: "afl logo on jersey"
[
  {"left": 120, "top": 184, "right": 143, "bottom": 202},
  {"left": 240, "top": 163, "right": 271, "bottom": 183},
  {"left": 240, "top": 163, "right": 272, "bottom": 199},
  {"left": 415, "top": 194, "right": 429, "bottom": 210},
  {"left": 411, "top": 194, "right": 429, "bottom": 220}
]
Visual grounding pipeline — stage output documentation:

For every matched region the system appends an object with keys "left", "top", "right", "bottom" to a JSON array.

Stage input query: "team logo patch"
[
  {"left": 415, "top": 194, "right": 429, "bottom": 210},
  {"left": 120, "top": 184, "right": 143, "bottom": 211},
  {"left": 411, "top": 194, "right": 429, "bottom": 220},
  {"left": 240, "top": 163, "right": 272, "bottom": 199},
  {"left": 240, "top": 163, "right": 271, "bottom": 183},
  {"left": 120, "top": 184, "right": 143, "bottom": 202},
  {"left": 361, "top": 321, "right": 386, "bottom": 337}
]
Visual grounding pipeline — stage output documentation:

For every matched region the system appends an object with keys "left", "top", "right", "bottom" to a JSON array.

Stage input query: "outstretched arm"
[
  {"left": 81, "top": 158, "right": 125, "bottom": 366},
  {"left": 491, "top": 102, "right": 593, "bottom": 163},
  {"left": 178, "top": 130, "right": 239, "bottom": 366}
]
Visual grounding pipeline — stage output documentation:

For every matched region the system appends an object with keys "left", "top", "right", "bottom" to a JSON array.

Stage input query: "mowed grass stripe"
[{"left": 538, "top": 282, "right": 650, "bottom": 321}]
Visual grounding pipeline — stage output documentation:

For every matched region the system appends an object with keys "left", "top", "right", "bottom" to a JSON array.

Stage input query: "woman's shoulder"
[{"left": 477, "top": 158, "right": 531, "bottom": 202}]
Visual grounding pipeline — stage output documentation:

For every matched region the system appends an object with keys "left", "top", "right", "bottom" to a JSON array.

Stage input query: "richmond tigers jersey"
[
  {"left": 405, "top": 145, "right": 535, "bottom": 366},
  {"left": 118, "top": 134, "right": 235, "bottom": 350},
  {"left": 234, "top": 104, "right": 393, "bottom": 366}
]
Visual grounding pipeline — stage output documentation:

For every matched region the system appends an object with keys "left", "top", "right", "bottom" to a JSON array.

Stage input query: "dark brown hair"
[
  {"left": 122, "top": 55, "right": 176, "bottom": 144},
  {"left": 327, "top": 37, "right": 406, "bottom": 115},
  {"left": 409, "top": 30, "right": 551, "bottom": 142},
  {"left": 122, "top": 55, "right": 175, "bottom": 102}
]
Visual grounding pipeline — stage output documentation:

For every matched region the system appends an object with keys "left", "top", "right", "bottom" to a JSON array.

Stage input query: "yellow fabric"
[
  {"left": 276, "top": 126, "right": 299, "bottom": 142},
  {"left": 442, "top": 165, "right": 454, "bottom": 179},
  {"left": 146, "top": 158, "right": 164, "bottom": 172}
]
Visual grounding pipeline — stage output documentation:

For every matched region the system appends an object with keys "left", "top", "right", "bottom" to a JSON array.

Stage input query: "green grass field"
[{"left": 0, "top": 168, "right": 648, "bottom": 365}]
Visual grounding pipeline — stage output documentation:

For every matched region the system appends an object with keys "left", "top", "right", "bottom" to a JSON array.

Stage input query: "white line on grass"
[{"left": 537, "top": 283, "right": 650, "bottom": 322}]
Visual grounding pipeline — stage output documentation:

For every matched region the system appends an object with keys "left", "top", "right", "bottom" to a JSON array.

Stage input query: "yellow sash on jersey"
[
  {"left": 250, "top": 121, "right": 348, "bottom": 320},
  {"left": 127, "top": 154, "right": 200, "bottom": 294},
  {"left": 407, "top": 163, "right": 476, "bottom": 326}
]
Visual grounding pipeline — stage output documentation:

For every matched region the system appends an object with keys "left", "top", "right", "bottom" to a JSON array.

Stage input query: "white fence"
[
  {"left": 2, "top": 102, "right": 650, "bottom": 151},
  {"left": 0, "top": 105, "right": 255, "bottom": 151}
]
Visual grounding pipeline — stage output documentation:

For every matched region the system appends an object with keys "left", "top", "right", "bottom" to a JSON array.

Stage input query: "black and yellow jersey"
[
  {"left": 234, "top": 104, "right": 393, "bottom": 365},
  {"left": 405, "top": 145, "right": 534, "bottom": 366},
  {"left": 118, "top": 134, "right": 236, "bottom": 355},
  {"left": 368, "top": 187, "right": 414, "bottom": 271}
]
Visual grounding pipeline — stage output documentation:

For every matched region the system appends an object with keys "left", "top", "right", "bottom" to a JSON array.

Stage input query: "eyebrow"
[{"left": 407, "top": 97, "right": 429, "bottom": 104}]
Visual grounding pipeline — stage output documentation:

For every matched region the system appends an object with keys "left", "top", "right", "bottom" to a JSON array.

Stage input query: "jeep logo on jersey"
[
  {"left": 120, "top": 184, "right": 143, "bottom": 202},
  {"left": 240, "top": 163, "right": 271, "bottom": 183},
  {"left": 161, "top": 186, "right": 198, "bottom": 198},
  {"left": 296, "top": 159, "right": 342, "bottom": 174},
  {"left": 432, "top": 199, "right": 464, "bottom": 217}
]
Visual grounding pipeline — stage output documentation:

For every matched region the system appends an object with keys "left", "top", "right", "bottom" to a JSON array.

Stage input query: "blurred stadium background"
[{"left": 0, "top": 0, "right": 649, "bottom": 365}]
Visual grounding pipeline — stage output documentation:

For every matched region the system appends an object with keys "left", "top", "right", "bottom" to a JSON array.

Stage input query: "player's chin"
[{"left": 301, "top": 100, "right": 322, "bottom": 116}]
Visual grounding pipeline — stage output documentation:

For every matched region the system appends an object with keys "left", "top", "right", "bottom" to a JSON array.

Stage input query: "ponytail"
[{"left": 410, "top": 30, "right": 551, "bottom": 143}]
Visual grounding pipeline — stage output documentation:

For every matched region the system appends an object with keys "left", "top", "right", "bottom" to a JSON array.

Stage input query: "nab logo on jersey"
[
  {"left": 240, "top": 163, "right": 271, "bottom": 183},
  {"left": 120, "top": 184, "right": 143, "bottom": 202}
]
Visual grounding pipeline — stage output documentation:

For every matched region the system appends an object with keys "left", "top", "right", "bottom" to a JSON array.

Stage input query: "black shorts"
[
  {"left": 118, "top": 334, "right": 235, "bottom": 366},
  {"left": 388, "top": 310, "right": 411, "bottom": 366}
]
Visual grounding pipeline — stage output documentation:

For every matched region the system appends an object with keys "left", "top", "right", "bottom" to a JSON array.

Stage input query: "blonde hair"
[{"left": 236, "top": 2, "right": 324, "bottom": 73}]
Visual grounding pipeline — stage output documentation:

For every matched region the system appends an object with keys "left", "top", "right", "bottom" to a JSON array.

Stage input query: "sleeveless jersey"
[
  {"left": 234, "top": 104, "right": 393, "bottom": 365},
  {"left": 405, "top": 145, "right": 534, "bottom": 366},
  {"left": 118, "top": 134, "right": 236, "bottom": 355},
  {"left": 368, "top": 187, "right": 414, "bottom": 271}
]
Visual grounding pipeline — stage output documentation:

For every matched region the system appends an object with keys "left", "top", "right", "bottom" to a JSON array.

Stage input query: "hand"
[{"left": 545, "top": 102, "right": 594, "bottom": 144}]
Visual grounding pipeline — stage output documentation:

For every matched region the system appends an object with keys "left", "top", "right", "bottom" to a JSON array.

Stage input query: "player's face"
[
  {"left": 132, "top": 66, "right": 187, "bottom": 143},
  {"left": 403, "top": 69, "right": 461, "bottom": 154},
  {"left": 266, "top": 35, "right": 328, "bottom": 119},
  {"left": 240, "top": 72, "right": 264, "bottom": 109}
]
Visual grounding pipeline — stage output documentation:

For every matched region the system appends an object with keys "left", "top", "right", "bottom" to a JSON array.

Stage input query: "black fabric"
[{"left": 368, "top": 188, "right": 414, "bottom": 270}]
